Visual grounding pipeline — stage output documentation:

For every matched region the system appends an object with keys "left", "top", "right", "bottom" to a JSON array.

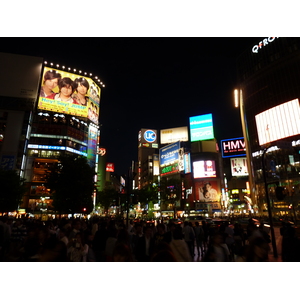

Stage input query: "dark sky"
[{"left": 0, "top": 37, "right": 260, "bottom": 175}]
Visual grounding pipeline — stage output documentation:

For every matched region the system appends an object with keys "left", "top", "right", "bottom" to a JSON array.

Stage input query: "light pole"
[{"left": 234, "top": 89, "right": 257, "bottom": 214}]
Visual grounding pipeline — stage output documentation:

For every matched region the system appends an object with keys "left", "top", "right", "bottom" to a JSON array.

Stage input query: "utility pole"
[{"left": 262, "top": 146, "right": 278, "bottom": 258}]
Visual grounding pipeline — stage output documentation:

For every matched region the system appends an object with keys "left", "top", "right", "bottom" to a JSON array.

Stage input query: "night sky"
[{"left": 0, "top": 37, "right": 260, "bottom": 175}]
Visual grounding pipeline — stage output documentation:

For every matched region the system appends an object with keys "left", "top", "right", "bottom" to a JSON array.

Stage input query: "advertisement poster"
[
  {"left": 38, "top": 67, "right": 100, "bottom": 124},
  {"left": 230, "top": 157, "right": 249, "bottom": 176},
  {"left": 194, "top": 180, "right": 219, "bottom": 202},
  {"left": 159, "top": 141, "right": 180, "bottom": 166}
]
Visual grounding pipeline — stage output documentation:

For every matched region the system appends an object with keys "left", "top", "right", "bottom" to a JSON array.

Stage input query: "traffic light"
[{"left": 275, "top": 186, "right": 286, "bottom": 200}]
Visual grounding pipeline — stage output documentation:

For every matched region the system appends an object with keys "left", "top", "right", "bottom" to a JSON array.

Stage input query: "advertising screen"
[
  {"left": 160, "top": 126, "right": 189, "bottom": 144},
  {"left": 193, "top": 160, "right": 216, "bottom": 178},
  {"left": 189, "top": 113, "right": 214, "bottom": 142},
  {"left": 221, "top": 137, "right": 246, "bottom": 158},
  {"left": 159, "top": 141, "right": 180, "bottom": 166},
  {"left": 38, "top": 67, "right": 100, "bottom": 124},
  {"left": 194, "top": 180, "right": 219, "bottom": 202},
  {"left": 255, "top": 98, "right": 300, "bottom": 146},
  {"left": 230, "top": 157, "right": 249, "bottom": 176},
  {"left": 87, "top": 125, "right": 98, "bottom": 168}
]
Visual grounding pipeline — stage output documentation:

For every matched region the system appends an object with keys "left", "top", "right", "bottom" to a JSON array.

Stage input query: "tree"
[
  {"left": 96, "top": 187, "right": 118, "bottom": 214},
  {"left": 45, "top": 155, "right": 95, "bottom": 216},
  {"left": 0, "top": 169, "right": 26, "bottom": 214}
]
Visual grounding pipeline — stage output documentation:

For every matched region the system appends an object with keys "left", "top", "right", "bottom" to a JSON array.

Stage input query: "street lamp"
[{"left": 234, "top": 89, "right": 257, "bottom": 215}]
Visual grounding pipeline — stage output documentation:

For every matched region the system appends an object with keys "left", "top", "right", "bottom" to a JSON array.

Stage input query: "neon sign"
[{"left": 252, "top": 37, "right": 279, "bottom": 54}]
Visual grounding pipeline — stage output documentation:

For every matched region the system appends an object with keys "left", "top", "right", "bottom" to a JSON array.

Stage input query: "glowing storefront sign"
[
  {"left": 189, "top": 114, "right": 214, "bottom": 142},
  {"left": 221, "top": 137, "right": 246, "bottom": 158},
  {"left": 252, "top": 37, "right": 279, "bottom": 54},
  {"left": 193, "top": 160, "right": 216, "bottom": 178},
  {"left": 139, "top": 128, "right": 158, "bottom": 148}
]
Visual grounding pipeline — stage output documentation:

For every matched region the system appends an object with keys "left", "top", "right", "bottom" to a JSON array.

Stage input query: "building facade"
[{"left": 237, "top": 37, "right": 300, "bottom": 216}]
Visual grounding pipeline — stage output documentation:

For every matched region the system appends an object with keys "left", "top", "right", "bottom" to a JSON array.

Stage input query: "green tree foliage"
[
  {"left": 0, "top": 169, "right": 26, "bottom": 213},
  {"left": 46, "top": 156, "right": 95, "bottom": 215},
  {"left": 134, "top": 183, "right": 158, "bottom": 206},
  {"left": 96, "top": 187, "right": 118, "bottom": 214}
]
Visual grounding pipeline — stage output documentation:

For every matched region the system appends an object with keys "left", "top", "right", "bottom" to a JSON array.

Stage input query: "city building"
[
  {"left": 0, "top": 52, "right": 104, "bottom": 216},
  {"left": 236, "top": 37, "right": 300, "bottom": 217}
]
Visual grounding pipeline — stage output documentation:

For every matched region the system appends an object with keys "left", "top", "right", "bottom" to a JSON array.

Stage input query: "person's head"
[
  {"left": 43, "top": 70, "right": 61, "bottom": 91},
  {"left": 74, "top": 77, "right": 89, "bottom": 95},
  {"left": 144, "top": 226, "right": 152, "bottom": 238},
  {"left": 157, "top": 223, "right": 165, "bottom": 234},
  {"left": 113, "top": 243, "right": 133, "bottom": 262},
  {"left": 173, "top": 226, "right": 183, "bottom": 240},
  {"left": 58, "top": 77, "right": 75, "bottom": 98},
  {"left": 211, "top": 232, "right": 224, "bottom": 245}
]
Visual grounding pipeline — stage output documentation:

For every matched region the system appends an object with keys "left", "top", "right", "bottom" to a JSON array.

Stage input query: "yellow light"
[{"left": 234, "top": 89, "right": 239, "bottom": 107}]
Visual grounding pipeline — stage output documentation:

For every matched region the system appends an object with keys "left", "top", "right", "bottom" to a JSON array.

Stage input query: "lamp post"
[
  {"left": 262, "top": 146, "right": 278, "bottom": 258},
  {"left": 234, "top": 89, "right": 257, "bottom": 215}
]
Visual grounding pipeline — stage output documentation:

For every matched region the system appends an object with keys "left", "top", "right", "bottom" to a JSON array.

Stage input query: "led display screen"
[
  {"left": 189, "top": 113, "right": 214, "bottom": 142},
  {"left": 38, "top": 67, "right": 100, "bottom": 124},
  {"left": 230, "top": 157, "right": 249, "bottom": 176},
  {"left": 255, "top": 99, "right": 300, "bottom": 146},
  {"left": 193, "top": 160, "right": 216, "bottom": 178}
]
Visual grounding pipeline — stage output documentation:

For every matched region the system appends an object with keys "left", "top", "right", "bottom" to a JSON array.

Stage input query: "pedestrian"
[
  {"left": 169, "top": 226, "right": 192, "bottom": 262},
  {"left": 182, "top": 221, "right": 195, "bottom": 259},
  {"left": 194, "top": 221, "right": 204, "bottom": 257},
  {"left": 203, "top": 232, "right": 230, "bottom": 262}
]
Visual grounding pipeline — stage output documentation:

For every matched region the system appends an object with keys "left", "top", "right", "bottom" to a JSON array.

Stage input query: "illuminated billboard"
[
  {"left": 194, "top": 180, "right": 219, "bottom": 202},
  {"left": 221, "top": 137, "right": 246, "bottom": 158},
  {"left": 159, "top": 142, "right": 180, "bottom": 166},
  {"left": 184, "top": 153, "right": 191, "bottom": 174},
  {"left": 106, "top": 163, "right": 115, "bottom": 172},
  {"left": 138, "top": 129, "right": 158, "bottom": 148},
  {"left": 193, "top": 160, "right": 216, "bottom": 178},
  {"left": 255, "top": 98, "right": 300, "bottom": 146},
  {"left": 159, "top": 142, "right": 184, "bottom": 176},
  {"left": 160, "top": 126, "right": 189, "bottom": 144},
  {"left": 230, "top": 157, "right": 249, "bottom": 176},
  {"left": 37, "top": 67, "right": 100, "bottom": 124},
  {"left": 189, "top": 113, "right": 214, "bottom": 142}
]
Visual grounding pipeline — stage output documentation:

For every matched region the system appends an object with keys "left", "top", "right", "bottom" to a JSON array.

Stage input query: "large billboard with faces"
[
  {"left": 255, "top": 98, "right": 300, "bottom": 146},
  {"left": 38, "top": 67, "right": 100, "bottom": 125}
]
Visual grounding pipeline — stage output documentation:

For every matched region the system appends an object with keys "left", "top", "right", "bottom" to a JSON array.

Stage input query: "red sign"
[{"left": 106, "top": 163, "right": 114, "bottom": 172}]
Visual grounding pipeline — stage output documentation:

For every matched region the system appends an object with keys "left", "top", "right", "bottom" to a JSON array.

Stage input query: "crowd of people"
[{"left": 1, "top": 215, "right": 299, "bottom": 262}]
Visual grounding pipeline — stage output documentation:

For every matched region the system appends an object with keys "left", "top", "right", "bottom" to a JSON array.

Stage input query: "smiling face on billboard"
[{"left": 38, "top": 67, "right": 101, "bottom": 124}]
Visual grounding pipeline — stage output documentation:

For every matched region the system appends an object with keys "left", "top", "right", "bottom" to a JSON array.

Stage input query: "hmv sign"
[{"left": 221, "top": 137, "right": 246, "bottom": 158}]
